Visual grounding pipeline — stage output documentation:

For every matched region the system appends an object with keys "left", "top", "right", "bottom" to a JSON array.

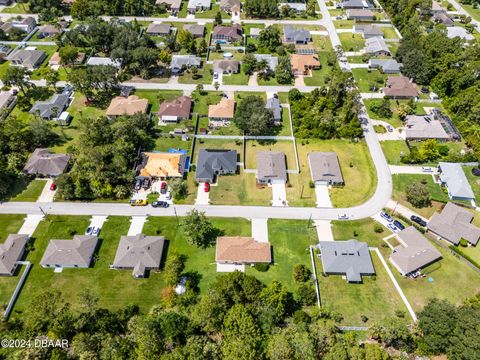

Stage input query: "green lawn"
[
  {"left": 178, "top": 64, "right": 213, "bottom": 84},
  {"left": 333, "top": 19, "right": 355, "bottom": 29},
  {"left": 351, "top": 68, "right": 388, "bottom": 93},
  {"left": 222, "top": 71, "right": 249, "bottom": 85},
  {"left": 339, "top": 33, "right": 365, "bottom": 52},
  {"left": 332, "top": 218, "right": 387, "bottom": 248},
  {"left": 208, "top": 50, "right": 244, "bottom": 61},
  {"left": 11, "top": 179, "right": 46, "bottom": 202},
  {"left": 304, "top": 52, "right": 335, "bottom": 86},
  {"left": 245, "top": 220, "right": 318, "bottom": 292},
  {"left": 134, "top": 89, "right": 183, "bottom": 113},
  {"left": 381, "top": 26, "right": 399, "bottom": 39},
  {"left": 464, "top": 166, "right": 480, "bottom": 200},
  {"left": 392, "top": 174, "right": 449, "bottom": 218},
  {"left": 462, "top": 4, "right": 480, "bottom": 21},
  {"left": 194, "top": 5, "right": 229, "bottom": 19},
  {"left": 380, "top": 141, "right": 410, "bottom": 165},
  {"left": 0, "top": 215, "right": 25, "bottom": 243},
  {"left": 1, "top": 3, "right": 30, "bottom": 13},
  {"left": 245, "top": 140, "right": 297, "bottom": 170},
  {"left": 192, "top": 91, "right": 223, "bottom": 116}
]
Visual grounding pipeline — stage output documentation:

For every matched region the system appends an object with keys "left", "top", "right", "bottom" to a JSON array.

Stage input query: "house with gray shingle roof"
[
  {"left": 428, "top": 202, "right": 480, "bottom": 245},
  {"left": 0, "top": 234, "right": 29, "bottom": 276},
  {"left": 279, "top": 2, "right": 307, "bottom": 12},
  {"left": 346, "top": 8, "right": 374, "bottom": 21},
  {"left": 196, "top": 149, "right": 237, "bottom": 183},
  {"left": 29, "top": 93, "right": 71, "bottom": 119},
  {"left": 9, "top": 49, "right": 47, "bottom": 69},
  {"left": 319, "top": 240, "right": 375, "bottom": 282},
  {"left": 184, "top": 24, "right": 205, "bottom": 37},
  {"left": 254, "top": 54, "right": 278, "bottom": 71},
  {"left": 283, "top": 25, "right": 311, "bottom": 44},
  {"left": 368, "top": 59, "right": 402, "bottom": 73},
  {"left": 364, "top": 36, "right": 390, "bottom": 56},
  {"left": 40, "top": 235, "right": 98, "bottom": 269},
  {"left": 446, "top": 26, "right": 474, "bottom": 41},
  {"left": 170, "top": 55, "right": 201, "bottom": 74},
  {"left": 438, "top": 162, "right": 475, "bottom": 201},
  {"left": 112, "top": 234, "right": 165, "bottom": 278},
  {"left": 146, "top": 23, "right": 171, "bottom": 36},
  {"left": 256, "top": 151, "right": 287, "bottom": 185},
  {"left": 308, "top": 152, "right": 344, "bottom": 185},
  {"left": 23, "top": 148, "right": 70, "bottom": 177},
  {"left": 354, "top": 24, "right": 383, "bottom": 38},
  {"left": 404, "top": 115, "right": 450, "bottom": 142},
  {"left": 213, "top": 60, "right": 240, "bottom": 74},
  {"left": 187, "top": 0, "right": 211, "bottom": 13},
  {"left": 266, "top": 96, "right": 282, "bottom": 124},
  {"left": 342, "top": 0, "right": 368, "bottom": 9},
  {"left": 390, "top": 227, "right": 442, "bottom": 276}
]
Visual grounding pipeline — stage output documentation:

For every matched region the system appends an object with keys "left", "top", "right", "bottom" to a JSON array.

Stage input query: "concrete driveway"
[
  {"left": 313, "top": 220, "right": 334, "bottom": 241},
  {"left": 251, "top": 218, "right": 269, "bottom": 243},
  {"left": 315, "top": 183, "right": 332, "bottom": 208},
  {"left": 389, "top": 165, "right": 437, "bottom": 175},
  {"left": 294, "top": 75, "right": 305, "bottom": 86},
  {"left": 217, "top": 263, "right": 245, "bottom": 272},
  {"left": 271, "top": 182, "right": 288, "bottom": 207},
  {"left": 195, "top": 183, "right": 210, "bottom": 205},
  {"left": 128, "top": 216, "right": 147, "bottom": 236},
  {"left": 37, "top": 179, "right": 55, "bottom": 202},
  {"left": 18, "top": 214, "right": 44, "bottom": 237},
  {"left": 89, "top": 216, "right": 108, "bottom": 230}
]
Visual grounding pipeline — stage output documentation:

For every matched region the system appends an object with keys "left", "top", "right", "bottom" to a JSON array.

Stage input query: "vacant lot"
[
  {"left": 339, "top": 33, "right": 365, "bottom": 51},
  {"left": 380, "top": 141, "right": 410, "bottom": 165},
  {"left": 351, "top": 68, "right": 388, "bottom": 93}
]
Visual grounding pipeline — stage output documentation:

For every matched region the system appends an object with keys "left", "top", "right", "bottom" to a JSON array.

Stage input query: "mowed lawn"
[
  {"left": 294, "top": 139, "right": 377, "bottom": 208},
  {"left": 339, "top": 33, "right": 365, "bottom": 51},
  {"left": 245, "top": 220, "right": 318, "bottom": 292},
  {"left": 380, "top": 140, "right": 410, "bottom": 165},
  {"left": 245, "top": 140, "right": 298, "bottom": 170},
  {"left": 351, "top": 68, "right": 388, "bottom": 93},
  {"left": 392, "top": 174, "right": 449, "bottom": 218},
  {"left": 11, "top": 179, "right": 46, "bottom": 202}
]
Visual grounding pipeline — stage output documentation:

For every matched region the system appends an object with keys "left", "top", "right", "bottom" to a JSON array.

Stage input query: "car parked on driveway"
[
  {"left": 134, "top": 179, "right": 142, "bottom": 191},
  {"left": 160, "top": 181, "right": 167, "bottom": 194},
  {"left": 50, "top": 183, "right": 56, "bottom": 191},
  {"left": 380, "top": 211, "right": 393, "bottom": 222},
  {"left": 142, "top": 178, "right": 150, "bottom": 189},
  {"left": 204, "top": 182, "right": 210, "bottom": 192},
  {"left": 410, "top": 215, "right": 427, "bottom": 227},
  {"left": 393, "top": 220, "right": 405, "bottom": 230}
]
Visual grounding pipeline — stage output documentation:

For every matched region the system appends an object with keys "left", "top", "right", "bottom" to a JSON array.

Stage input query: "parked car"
[
  {"left": 410, "top": 215, "right": 427, "bottom": 227},
  {"left": 142, "top": 178, "right": 150, "bottom": 189},
  {"left": 380, "top": 211, "right": 393, "bottom": 222},
  {"left": 165, "top": 193, "right": 172, "bottom": 200},
  {"left": 393, "top": 220, "right": 405, "bottom": 230},
  {"left": 204, "top": 182, "right": 210, "bottom": 192},
  {"left": 422, "top": 166, "right": 433, "bottom": 172},
  {"left": 85, "top": 227, "right": 93, "bottom": 235},
  {"left": 386, "top": 125, "right": 393, "bottom": 132},
  {"left": 50, "top": 183, "right": 57, "bottom": 191},
  {"left": 160, "top": 181, "right": 167, "bottom": 194},
  {"left": 213, "top": 72, "right": 219, "bottom": 79},
  {"left": 130, "top": 199, "right": 148, "bottom": 206},
  {"left": 134, "top": 179, "right": 142, "bottom": 191},
  {"left": 387, "top": 223, "right": 399, "bottom": 233},
  {"left": 152, "top": 201, "right": 169, "bottom": 208},
  {"left": 337, "top": 213, "right": 349, "bottom": 220}
]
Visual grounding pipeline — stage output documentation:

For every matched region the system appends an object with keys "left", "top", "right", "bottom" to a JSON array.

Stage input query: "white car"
[
  {"left": 422, "top": 167, "right": 433, "bottom": 172},
  {"left": 387, "top": 223, "right": 398, "bottom": 233},
  {"left": 338, "top": 213, "right": 349, "bottom": 220}
]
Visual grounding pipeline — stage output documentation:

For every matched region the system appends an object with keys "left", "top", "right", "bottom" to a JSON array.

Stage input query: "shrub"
[
  {"left": 297, "top": 284, "right": 316, "bottom": 306},
  {"left": 309, "top": 180, "right": 315, "bottom": 189},
  {"left": 406, "top": 182, "right": 431, "bottom": 208},
  {"left": 254, "top": 263, "right": 269, "bottom": 272},
  {"left": 459, "top": 238, "right": 468, "bottom": 247},
  {"left": 374, "top": 224, "right": 384, "bottom": 233},
  {"left": 293, "top": 264, "right": 311, "bottom": 282},
  {"left": 361, "top": 315, "right": 369, "bottom": 323}
]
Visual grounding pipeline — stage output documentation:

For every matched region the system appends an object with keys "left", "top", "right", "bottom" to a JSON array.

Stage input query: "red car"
[
  {"left": 50, "top": 183, "right": 57, "bottom": 191},
  {"left": 160, "top": 181, "right": 167, "bottom": 194},
  {"left": 204, "top": 182, "right": 210, "bottom": 192}
]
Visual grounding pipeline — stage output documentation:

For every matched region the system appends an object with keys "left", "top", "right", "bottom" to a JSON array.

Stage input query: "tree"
[
  {"left": 197, "top": 39, "right": 208, "bottom": 56},
  {"left": 233, "top": 95, "right": 274, "bottom": 136},
  {"left": 164, "top": 251, "right": 185, "bottom": 286},
  {"left": 59, "top": 45, "right": 79, "bottom": 73},
  {"left": 169, "top": 178, "right": 188, "bottom": 200},
  {"left": 369, "top": 99, "right": 392, "bottom": 118},
  {"left": 214, "top": 11, "right": 223, "bottom": 25},
  {"left": 258, "top": 26, "right": 282, "bottom": 52},
  {"left": 40, "top": 67, "right": 60, "bottom": 90},
  {"left": 306, "top": 0, "right": 316, "bottom": 16},
  {"left": 406, "top": 182, "right": 431, "bottom": 208},
  {"left": 242, "top": 53, "right": 258, "bottom": 75},
  {"left": 369, "top": 318, "right": 414, "bottom": 351},
  {"left": 2, "top": 67, "right": 32, "bottom": 95},
  {"left": 259, "top": 280, "right": 296, "bottom": 319},
  {"left": 181, "top": 209, "right": 217, "bottom": 248},
  {"left": 297, "top": 284, "right": 316, "bottom": 306},
  {"left": 275, "top": 56, "right": 294, "bottom": 84},
  {"left": 68, "top": 65, "right": 119, "bottom": 105},
  {"left": 177, "top": 29, "right": 195, "bottom": 53},
  {"left": 244, "top": 0, "right": 279, "bottom": 18},
  {"left": 293, "top": 264, "right": 311, "bottom": 282}
]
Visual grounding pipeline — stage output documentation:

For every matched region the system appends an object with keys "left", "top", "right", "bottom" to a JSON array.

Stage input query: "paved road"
[{"left": 444, "top": 0, "right": 480, "bottom": 30}]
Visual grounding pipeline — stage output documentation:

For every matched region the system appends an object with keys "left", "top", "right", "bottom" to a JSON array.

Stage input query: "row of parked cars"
[
  {"left": 130, "top": 199, "right": 170, "bottom": 207},
  {"left": 380, "top": 211, "right": 427, "bottom": 233}
]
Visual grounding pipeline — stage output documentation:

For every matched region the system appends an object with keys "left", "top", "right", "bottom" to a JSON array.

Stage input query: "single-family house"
[
  {"left": 431, "top": 0, "right": 445, "bottom": 14},
  {"left": 390, "top": 227, "right": 442, "bottom": 276},
  {"left": 342, "top": 0, "right": 369, "bottom": 8},
  {"left": 364, "top": 36, "right": 390, "bottom": 56},
  {"left": 86, "top": 57, "right": 121, "bottom": 68},
  {"left": 170, "top": 55, "right": 202, "bottom": 74},
  {"left": 40, "top": 235, "right": 98, "bottom": 269},
  {"left": 319, "top": 240, "right": 375, "bottom": 282},
  {"left": 289, "top": 54, "right": 320, "bottom": 75},
  {"left": 112, "top": 234, "right": 165, "bottom": 278},
  {"left": 279, "top": 2, "right": 307, "bottom": 12},
  {"left": 0, "top": 234, "right": 29, "bottom": 276},
  {"left": 37, "top": 24, "right": 62, "bottom": 38},
  {"left": 437, "top": 162, "right": 476, "bottom": 202},
  {"left": 428, "top": 202, "right": 480, "bottom": 245},
  {"left": 23, "top": 148, "right": 70, "bottom": 177},
  {"left": 9, "top": 49, "right": 47, "bottom": 69},
  {"left": 256, "top": 151, "right": 287, "bottom": 185},
  {"left": 346, "top": 9, "right": 375, "bottom": 21},
  {"left": 12, "top": 17, "right": 36, "bottom": 33},
  {"left": 368, "top": 59, "right": 402, "bottom": 73},
  {"left": 254, "top": 54, "right": 278, "bottom": 71},
  {"left": 0, "top": 22, "right": 13, "bottom": 35},
  {"left": 354, "top": 24, "right": 383, "bottom": 38},
  {"left": 208, "top": 98, "right": 235, "bottom": 126},
  {"left": 283, "top": 25, "right": 311, "bottom": 44},
  {"left": 250, "top": 27, "right": 262, "bottom": 38},
  {"left": 308, "top": 152, "right": 344, "bottom": 185},
  {"left": 383, "top": 76, "right": 418, "bottom": 99},
  {"left": 213, "top": 60, "right": 240, "bottom": 74},
  {"left": 215, "top": 237, "right": 271, "bottom": 266},
  {"left": 0, "top": 44, "right": 12, "bottom": 61},
  {"left": 195, "top": 149, "right": 237, "bottom": 183},
  {"left": 187, "top": 0, "right": 211, "bottom": 14},
  {"left": 106, "top": 95, "right": 149, "bottom": 117},
  {"left": 184, "top": 24, "right": 205, "bottom": 38},
  {"left": 49, "top": 51, "right": 86, "bottom": 66},
  {"left": 0, "top": 91, "right": 16, "bottom": 115},
  {"left": 266, "top": 95, "right": 282, "bottom": 125},
  {"left": 156, "top": 0, "right": 182, "bottom": 12},
  {"left": 446, "top": 26, "right": 475, "bottom": 41},
  {"left": 434, "top": 12, "right": 454, "bottom": 26},
  {"left": 146, "top": 23, "right": 171, "bottom": 36},
  {"left": 212, "top": 24, "right": 243, "bottom": 43},
  {"left": 220, "top": 0, "right": 241, "bottom": 14},
  {"left": 137, "top": 152, "right": 187, "bottom": 179},
  {"left": 157, "top": 96, "right": 192, "bottom": 123},
  {"left": 29, "top": 93, "right": 71, "bottom": 119},
  {"left": 404, "top": 114, "right": 450, "bottom": 142}
]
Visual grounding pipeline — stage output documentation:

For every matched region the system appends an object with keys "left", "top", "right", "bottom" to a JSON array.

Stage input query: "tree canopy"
[{"left": 233, "top": 95, "right": 275, "bottom": 136}]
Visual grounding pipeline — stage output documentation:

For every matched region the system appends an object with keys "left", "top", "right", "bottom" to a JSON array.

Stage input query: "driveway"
[
  {"left": 389, "top": 165, "right": 437, "bottom": 175},
  {"left": 248, "top": 72, "right": 258, "bottom": 86},
  {"left": 271, "top": 182, "right": 288, "bottom": 207},
  {"left": 216, "top": 263, "right": 245, "bottom": 272},
  {"left": 195, "top": 183, "right": 210, "bottom": 205},
  {"left": 251, "top": 218, "right": 268, "bottom": 243},
  {"left": 89, "top": 215, "right": 108, "bottom": 229},
  {"left": 37, "top": 179, "right": 55, "bottom": 202},
  {"left": 128, "top": 216, "right": 147, "bottom": 236},
  {"left": 313, "top": 220, "right": 334, "bottom": 241},
  {"left": 294, "top": 75, "right": 305, "bottom": 87},
  {"left": 18, "top": 214, "right": 44, "bottom": 237},
  {"left": 315, "top": 183, "right": 332, "bottom": 208}
]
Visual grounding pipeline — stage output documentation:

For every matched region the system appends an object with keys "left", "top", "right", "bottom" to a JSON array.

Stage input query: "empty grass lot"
[
  {"left": 380, "top": 141, "right": 411, "bottom": 165},
  {"left": 392, "top": 174, "right": 449, "bottom": 218},
  {"left": 178, "top": 64, "right": 213, "bottom": 84},
  {"left": 351, "top": 68, "right": 389, "bottom": 93},
  {"left": 245, "top": 220, "right": 318, "bottom": 291},
  {"left": 11, "top": 179, "right": 46, "bottom": 202},
  {"left": 339, "top": 33, "right": 365, "bottom": 52}
]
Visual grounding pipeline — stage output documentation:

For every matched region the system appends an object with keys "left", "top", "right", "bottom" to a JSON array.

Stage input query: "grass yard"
[
  {"left": 381, "top": 26, "right": 399, "bottom": 39},
  {"left": 312, "top": 35, "right": 333, "bottom": 51},
  {"left": 193, "top": 138, "right": 244, "bottom": 164},
  {"left": 0, "top": 214, "right": 26, "bottom": 243},
  {"left": 464, "top": 166, "right": 480, "bottom": 200},
  {"left": 222, "top": 71, "right": 249, "bottom": 85},
  {"left": 245, "top": 220, "right": 318, "bottom": 291},
  {"left": 178, "top": 64, "right": 213, "bottom": 84},
  {"left": 1, "top": 3, "right": 30, "bottom": 13},
  {"left": 134, "top": 89, "right": 183, "bottom": 113},
  {"left": 462, "top": 4, "right": 480, "bottom": 21},
  {"left": 258, "top": 76, "right": 282, "bottom": 86},
  {"left": 11, "top": 179, "right": 46, "bottom": 202},
  {"left": 172, "top": 172, "right": 197, "bottom": 205},
  {"left": 194, "top": 5, "right": 229, "bottom": 19},
  {"left": 334, "top": 19, "right": 355, "bottom": 28},
  {"left": 295, "top": 139, "right": 377, "bottom": 208},
  {"left": 392, "top": 174, "right": 449, "bottom": 218},
  {"left": 245, "top": 140, "right": 297, "bottom": 170},
  {"left": 351, "top": 68, "right": 388, "bottom": 93},
  {"left": 316, "top": 253, "right": 409, "bottom": 325},
  {"left": 197, "top": 116, "right": 243, "bottom": 136},
  {"left": 339, "top": 33, "right": 365, "bottom": 52},
  {"left": 28, "top": 46, "right": 59, "bottom": 79},
  {"left": 380, "top": 141, "right": 410, "bottom": 165},
  {"left": 208, "top": 50, "right": 244, "bottom": 61},
  {"left": 192, "top": 91, "right": 223, "bottom": 115},
  {"left": 235, "top": 91, "right": 266, "bottom": 102},
  {"left": 304, "top": 52, "right": 335, "bottom": 86},
  {"left": 332, "top": 218, "right": 387, "bottom": 248}
]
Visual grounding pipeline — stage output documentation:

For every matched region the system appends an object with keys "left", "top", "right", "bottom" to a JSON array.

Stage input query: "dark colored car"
[
  {"left": 134, "top": 179, "right": 142, "bottom": 191},
  {"left": 142, "top": 178, "right": 150, "bottom": 189},
  {"left": 410, "top": 215, "right": 427, "bottom": 227},
  {"left": 152, "top": 201, "right": 169, "bottom": 208},
  {"left": 393, "top": 220, "right": 405, "bottom": 230}
]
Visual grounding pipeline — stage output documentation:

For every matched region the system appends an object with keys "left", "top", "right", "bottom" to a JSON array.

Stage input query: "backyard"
[
  {"left": 351, "top": 68, "right": 389, "bottom": 93},
  {"left": 339, "top": 33, "right": 365, "bottom": 51}
]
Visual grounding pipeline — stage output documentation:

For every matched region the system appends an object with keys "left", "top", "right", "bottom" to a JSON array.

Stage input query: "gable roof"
[
  {"left": 23, "top": 148, "right": 70, "bottom": 176},
  {"left": 106, "top": 95, "right": 149, "bottom": 116},
  {"left": 438, "top": 162, "right": 475, "bottom": 199},
  {"left": 113, "top": 234, "right": 165, "bottom": 277},
  {"left": 404, "top": 114, "right": 449, "bottom": 140},
  {"left": 283, "top": 25, "right": 311, "bottom": 42},
  {"left": 447, "top": 26, "right": 474, "bottom": 40},
  {"left": 256, "top": 151, "right": 287, "bottom": 181},
  {"left": 40, "top": 235, "right": 98, "bottom": 267},
  {"left": 384, "top": 76, "right": 418, "bottom": 98},
  {"left": 319, "top": 240, "right": 375, "bottom": 282},
  {"left": 390, "top": 227, "right": 442, "bottom": 275},
  {"left": 308, "top": 152, "right": 344, "bottom": 183},
  {"left": 196, "top": 149, "right": 237, "bottom": 181},
  {"left": 86, "top": 57, "right": 121, "bottom": 68},
  {"left": 170, "top": 55, "right": 201, "bottom": 70},
  {"left": 266, "top": 96, "right": 282, "bottom": 121},
  {"left": 364, "top": 36, "right": 390, "bottom": 54},
  {"left": 216, "top": 236, "right": 271, "bottom": 263},
  {"left": 213, "top": 60, "right": 240, "bottom": 73},
  {"left": 208, "top": 98, "right": 235, "bottom": 119},
  {"left": 9, "top": 49, "right": 46, "bottom": 66},
  {"left": 0, "top": 234, "right": 29, "bottom": 275},
  {"left": 39, "top": 24, "right": 61, "bottom": 35},
  {"left": 139, "top": 152, "right": 186, "bottom": 178},
  {"left": 428, "top": 202, "right": 480, "bottom": 245},
  {"left": 157, "top": 96, "right": 192, "bottom": 119}
]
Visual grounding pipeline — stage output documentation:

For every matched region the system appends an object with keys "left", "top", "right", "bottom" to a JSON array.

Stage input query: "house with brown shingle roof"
[
  {"left": 184, "top": 24, "right": 205, "bottom": 38},
  {"left": 106, "top": 95, "right": 149, "bottom": 117},
  {"left": 0, "top": 234, "right": 29, "bottom": 276},
  {"left": 38, "top": 24, "right": 62, "bottom": 37},
  {"left": 146, "top": 23, "right": 172, "bottom": 36},
  {"left": 212, "top": 24, "right": 243, "bottom": 43},
  {"left": 289, "top": 54, "right": 320, "bottom": 75},
  {"left": 156, "top": 0, "right": 182, "bottom": 12},
  {"left": 208, "top": 98, "right": 235, "bottom": 127},
  {"left": 256, "top": 151, "right": 287, "bottom": 185},
  {"left": 220, "top": 0, "right": 240, "bottom": 14},
  {"left": 138, "top": 152, "right": 187, "bottom": 178},
  {"left": 216, "top": 236, "right": 271, "bottom": 265},
  {"left": 383, "top": 76, "right": 418, "bottom": 99},
  {"left": 308, "top": 152, "right": 344, "bottom": 185},
  {"left": 157, "top": 96, "right": 192, "bottom": 124}
]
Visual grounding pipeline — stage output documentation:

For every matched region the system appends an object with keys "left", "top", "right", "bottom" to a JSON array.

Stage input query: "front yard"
[
  {"left": 339, "top": 33, "right": 365, "bottom": 52},
  {"left": 11, "top": 179, "right": 46, "bottom": 202}
]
